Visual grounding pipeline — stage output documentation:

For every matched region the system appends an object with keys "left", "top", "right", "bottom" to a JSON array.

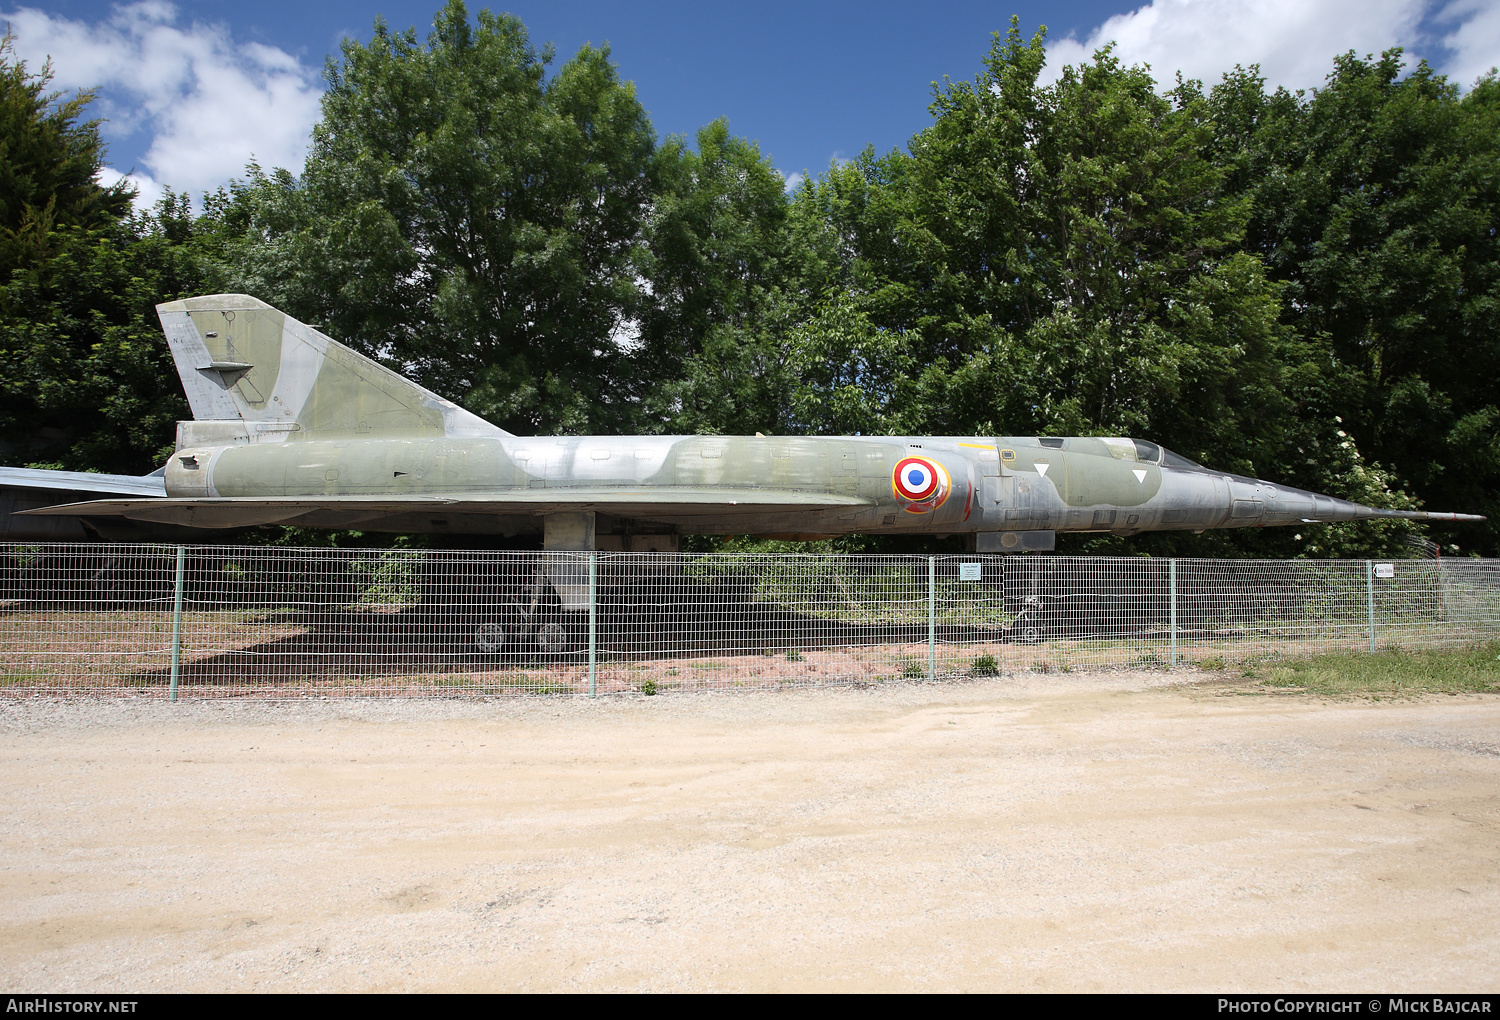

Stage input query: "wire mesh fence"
[{"left": 1, "top": 543, "right": 1497, "bottom": 698}]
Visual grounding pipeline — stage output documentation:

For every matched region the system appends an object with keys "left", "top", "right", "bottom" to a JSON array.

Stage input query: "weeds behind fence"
[{"left": 1, "top": 544, "right": 1496, "bottom": 698}]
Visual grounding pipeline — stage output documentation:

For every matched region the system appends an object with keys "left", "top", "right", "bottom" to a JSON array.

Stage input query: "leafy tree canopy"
[
  {"left": 0, "top": 37, "right": 201, "bottom": 472},
  {"left": 0, "top": 34, "right": 132, "bottom": 279},
  {"left": 1210, "top": 52, "right": 1500, "bottom": 554},
  {"left": 3, "top": 8, "right": 1496, "bottom": 559},
  {"left": 214, "top": 1, "right": 659, "bottom": 435}
]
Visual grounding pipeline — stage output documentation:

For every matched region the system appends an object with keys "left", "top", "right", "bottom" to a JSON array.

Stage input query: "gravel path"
[{"left": 2, "top": 671, "right": 1497, "bottom": 992}]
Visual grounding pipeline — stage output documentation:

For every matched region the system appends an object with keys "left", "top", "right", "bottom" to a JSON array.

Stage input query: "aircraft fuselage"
[
  {"left": 161, "top": 430, "right": 1396, "bottom": 548},
  {"left": 20, "top": 294, "right": 1481, "bottom": 550}
]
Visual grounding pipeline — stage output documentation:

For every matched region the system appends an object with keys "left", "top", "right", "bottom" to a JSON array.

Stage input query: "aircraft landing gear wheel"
[
  {"left": 475, "top": 622, "right": 509, "bottom": 654},
  {"left": 534, "top": 619, "right": 576, "bottom": 655}
]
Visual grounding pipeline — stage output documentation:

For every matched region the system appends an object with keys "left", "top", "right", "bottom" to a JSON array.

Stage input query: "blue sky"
[{"left": 6, "top": 0, "right": 1498, "bottom": 203}]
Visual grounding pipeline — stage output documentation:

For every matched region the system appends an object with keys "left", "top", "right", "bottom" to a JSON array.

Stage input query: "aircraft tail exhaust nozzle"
[{"left": 155, "top": 294, "right": 510, "bottom": 442}]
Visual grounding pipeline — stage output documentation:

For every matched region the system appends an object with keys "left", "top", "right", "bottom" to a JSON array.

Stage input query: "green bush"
[{"left": 970, "top": 654, "right": 999, "bottom": 676}]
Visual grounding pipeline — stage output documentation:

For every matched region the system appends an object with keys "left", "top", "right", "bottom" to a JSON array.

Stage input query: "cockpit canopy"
[
  {"left": 1037, "top": 436, "right": 1206, "bottom": 470},
  {"left": 1125, "top": 439, "right": 1204, "bottom": 470}
]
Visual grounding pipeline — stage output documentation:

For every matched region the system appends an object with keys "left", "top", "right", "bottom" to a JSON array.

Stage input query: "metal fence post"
[
  {"left": 927, "top": 555, "right": 936, "bottom": 681},
  {"left": 1366, "top": 560, "right": 1376, "bottom": 652},
  {"left": 588, "top": 551, "right": 598, "bottom": 697},
  {"left": 1168, "top": 558, "right": 1178, "bottom": 667},
  {"left": 169, "top": 545, "right": 185, "bottom": 703}
]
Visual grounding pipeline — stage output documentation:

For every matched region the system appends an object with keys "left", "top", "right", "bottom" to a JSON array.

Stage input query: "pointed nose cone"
[
  {"left": 1150, "top": 448, "right": 1485, "bottom": 529},
  {"left": 1135, "top": 440, "right": 1484, "bottom": 531},
  {"left": 1224, "top": 476, "right": 1485, "bottom": 525}
]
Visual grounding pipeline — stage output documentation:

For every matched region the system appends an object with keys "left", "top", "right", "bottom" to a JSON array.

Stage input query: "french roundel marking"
[
  {"left": 893, "top": 457, "right": 940, "bottom": 500},
  {"left": 892, "top": 456, "right": 951, "bottom": 512}
]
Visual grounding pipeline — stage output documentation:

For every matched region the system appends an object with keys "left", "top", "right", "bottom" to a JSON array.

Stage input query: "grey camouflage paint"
[{"left": 29, "top": 294, "right": 1484, "bottom": 549}]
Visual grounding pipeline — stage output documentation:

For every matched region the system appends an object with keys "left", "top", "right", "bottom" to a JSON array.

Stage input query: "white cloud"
[
  {"left": 1438, "top": 0, "right": 1500, "bottom": 87},
  {"left": 3, "top": 2, "right": 323, "bottom": 200},
  {"left": 1039, "top": 0, "right": 1487, "bottom": 93},
  {"left": 96, "top": 166, "right": 165, "bottom": 207},
  {"left": 783, "top": 171, "right": 805, "bottom": 192}
]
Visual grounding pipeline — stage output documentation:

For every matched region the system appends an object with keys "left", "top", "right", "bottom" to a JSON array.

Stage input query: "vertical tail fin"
[{"left": 156, "top": 294, "right": 509, "bottom": 441}]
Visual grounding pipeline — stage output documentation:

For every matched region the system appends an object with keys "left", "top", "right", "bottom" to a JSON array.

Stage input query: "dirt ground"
[{"left": 1, "top": 671, "right": 1498, "bottom": 993}]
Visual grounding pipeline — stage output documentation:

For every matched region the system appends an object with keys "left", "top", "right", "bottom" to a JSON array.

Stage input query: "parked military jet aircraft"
[
  {"left": 15, "top": 294, "right": 1483, "bottom": 650},
  {"left": 25, "top": 294, "right": 1482, "bottom": 550}
]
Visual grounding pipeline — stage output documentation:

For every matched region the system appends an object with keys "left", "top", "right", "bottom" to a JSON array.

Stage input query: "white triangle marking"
[
  {"left": 1035, "top": 462, "right": 1049, "bottom": 477},
  {"left": 1133, "top": 468, "right": 1147, "bottom": 483}
]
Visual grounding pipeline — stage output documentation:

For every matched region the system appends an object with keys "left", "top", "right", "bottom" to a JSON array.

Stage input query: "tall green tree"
[
  {"left": 671, "top": 24, "right": 1420, "bottom": 555},
  {"left": 7, "top": 7, "right": 1489, "bottom": 559},
  {"left": 1213, "top": 53, "right": 1500, "bottom": 554},
  {"left": 219, "top": 1, "right": 658, "bottom": 435},
  {"left": 0, "top": 37, "right": 205, "bottom": 473},
  {"left": 633, "top": 118, "right": 789, "bottom": 430},
  {"left": 0, "top": 35, "right": 131, "bottom": 280}
]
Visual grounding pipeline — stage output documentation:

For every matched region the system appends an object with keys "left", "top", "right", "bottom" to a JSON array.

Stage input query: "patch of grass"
[
  {"left": 517, "top": 682, "right": 573, "bottom": 695},
  {"left": 429, "top": 674, "right": 543, "bottom": 694},
  {"left": 785, "top": 649, "right": 805, "bottom": 662},
  {"left": 969, "top": 653, "right": 999, "bottom": 677},
  {"left": 0, "top": 670, "right": 44, "bottom": 685},
  {"left": 1030, "top": 660, "right": 1051, "bottom": 673},
  {"left": 1259, "top": 666, "right": 1300, "bottom": 688},
  {"left": 900, "top": 658, "right": 926, "bottom": 679},
  {"left": 1256, "top": 641, "right": 1500, "bottom": 698},
  {"left": 1196, "top": 655, "right": 1226, "bottom": 671},
  {"left": 640, "top": 678, "right": 658, "bottom": 696},
  {"left": 433, "top": 672, "right": 572, "bottom": 695}
]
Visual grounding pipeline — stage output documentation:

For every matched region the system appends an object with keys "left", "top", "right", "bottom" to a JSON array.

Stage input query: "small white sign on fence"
[
  {"left": 1374, "top": 563, "right": 1395, "bottom": 579},
  {"left": 959, "top": 562, "right": 982, "bottom": 581}
]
